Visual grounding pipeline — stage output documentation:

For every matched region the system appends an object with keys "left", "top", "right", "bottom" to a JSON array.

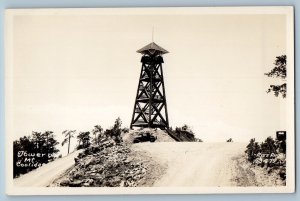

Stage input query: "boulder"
[
  {"left": 59, "top": 179, "right": 71, "bottom": 186},
  {"left": 69, "top": 180, "right": 83, "bottom": 187}
]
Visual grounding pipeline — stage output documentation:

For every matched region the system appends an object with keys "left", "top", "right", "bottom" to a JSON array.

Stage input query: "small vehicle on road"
[{"left": 133, "top": 132, "right": 157, "bottom": 143}]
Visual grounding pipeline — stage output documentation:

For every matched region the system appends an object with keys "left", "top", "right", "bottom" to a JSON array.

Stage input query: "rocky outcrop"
[{"left": 52, "top": 139, "right": 149, "bottom": 187}]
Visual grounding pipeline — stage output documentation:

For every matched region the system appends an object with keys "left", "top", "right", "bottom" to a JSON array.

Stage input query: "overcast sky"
[{"left": 9, "top": 10, "right": 291, "bottom": 154}]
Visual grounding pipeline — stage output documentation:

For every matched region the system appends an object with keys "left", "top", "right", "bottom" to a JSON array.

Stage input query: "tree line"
[
  {"left": 13, "top": 131, "right": 59, "bottom": 178},
  {"left": 13, "top": 117, "right": 126, "bottom": 178},
  {"left": 245, "top": 135, "right": 286, "bottom": 180}
]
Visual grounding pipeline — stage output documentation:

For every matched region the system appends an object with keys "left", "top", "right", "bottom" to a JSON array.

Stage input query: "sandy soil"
[
  {"left": 13, "top": 150, "right": 81, "bottom": 187},
  {"left": 132, "top": 142, "right": 247, "bottom": 186}
]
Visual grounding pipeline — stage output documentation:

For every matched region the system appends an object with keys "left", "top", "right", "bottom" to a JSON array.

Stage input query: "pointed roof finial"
[
  {"left": 152, "top": 26, "right": 154, "bottom": 43},
  {"left": 137, "top": 27, "right": 169, "bottom": 55}
]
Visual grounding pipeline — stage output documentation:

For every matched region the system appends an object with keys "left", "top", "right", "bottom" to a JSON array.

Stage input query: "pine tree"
[{"left": 62, "top": 130, "right": 76, "bottom": 154}]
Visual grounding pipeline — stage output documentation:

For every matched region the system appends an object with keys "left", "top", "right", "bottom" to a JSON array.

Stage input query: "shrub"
[
  {"left": 226, "top": 138, "right": 233, "bottom": 142},
  {"left": 104, "top": 117, "right": 123, "bottom": 144},
  {"left": 245, "top": 138, "right": 260, "bottom": 163},
  {"left": 77, "top": 132, "right": 91, "bottom": 149}
]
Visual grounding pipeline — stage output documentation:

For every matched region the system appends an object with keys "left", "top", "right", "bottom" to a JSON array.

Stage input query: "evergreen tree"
[
  {"left": 92, "top": 125, "right": 103, "bottom": 145},
  {"left": 245, "top": 138, "right": 260, "bottom": 162},
  {"left": 104, "top": 117, "right": 123, "bottom": 143},
  {"left": 77, "top": 131, "right": 91, "bottom": 149},
  {"left": 62, "top": 130, "right": 76, "bottom": 154},
  {"left": 13, "top": 131, "right": 60, "bottom": 178},
  {"left": 265, "top": 55, "right": 287, "bottom": 98}
]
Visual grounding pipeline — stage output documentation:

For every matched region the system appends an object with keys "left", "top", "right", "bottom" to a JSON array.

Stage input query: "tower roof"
[{"left": 137, "top": 42, "right": 169, "bottom": 55}]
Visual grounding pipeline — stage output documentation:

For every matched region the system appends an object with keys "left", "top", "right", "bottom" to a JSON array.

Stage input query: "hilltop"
[{"left": 122, "top": 128, "right": 176, "bottom": 144}]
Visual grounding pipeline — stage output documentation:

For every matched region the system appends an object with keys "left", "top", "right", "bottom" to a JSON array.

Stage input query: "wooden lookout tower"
[{"left": 130, "top": 42, "right": 169, "bottom": 129}]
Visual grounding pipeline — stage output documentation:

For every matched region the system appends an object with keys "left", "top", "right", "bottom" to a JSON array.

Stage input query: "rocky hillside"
[
  {"left": 49, "top": 128, "right": 196, "bottom": 187},
  {"left": 50, "top": 138, "right": 165, "bottom": 187}
]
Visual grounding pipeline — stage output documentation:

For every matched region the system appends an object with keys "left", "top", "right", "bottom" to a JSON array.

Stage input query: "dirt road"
[
  {"left": 13, "top": 142, "right": 281, "bottom": 188},
  {"left": 131, "top": 142, "right": 246, "bottom": 186},
  {"left": 13, "top": 150, "right": 81, "bottom": 187}
]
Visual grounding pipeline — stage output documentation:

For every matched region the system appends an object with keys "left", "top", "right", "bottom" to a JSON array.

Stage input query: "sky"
[{"left": 9, "top": 11, "right": 291, "bottom": 155}]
